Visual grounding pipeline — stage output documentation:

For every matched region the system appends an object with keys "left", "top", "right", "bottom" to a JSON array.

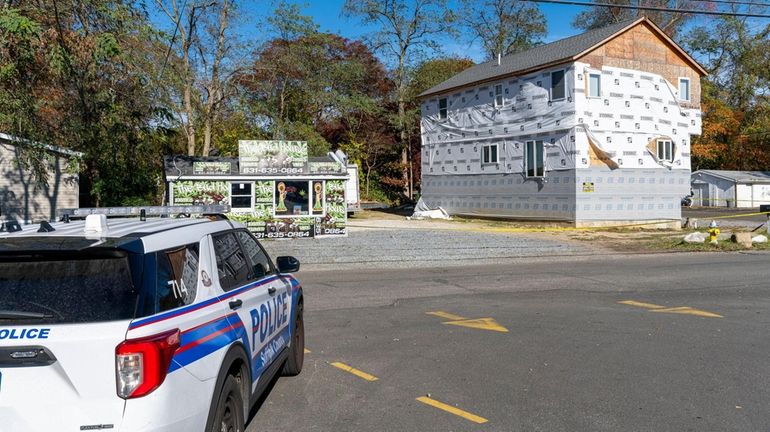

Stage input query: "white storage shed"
[{"left": 690, "top": 170, "right": 770, "bottom": 208}]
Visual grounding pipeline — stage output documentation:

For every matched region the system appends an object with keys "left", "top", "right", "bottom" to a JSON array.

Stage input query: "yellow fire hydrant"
[{"left": 708, "top": 220, "right": 720, "bottom": 244}]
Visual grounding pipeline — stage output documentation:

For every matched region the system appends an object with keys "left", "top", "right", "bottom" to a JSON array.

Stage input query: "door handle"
[
  {"left": 268, "top": 287, "right": 277, "bottom": 295},
  {"left": 229, "top": 299, "right": 243, "bottom": 310}
]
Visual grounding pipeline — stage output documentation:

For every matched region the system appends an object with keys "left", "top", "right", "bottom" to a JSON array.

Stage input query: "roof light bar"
[{"left": 59, "top": 205, "right": 231, "bottom": 218}]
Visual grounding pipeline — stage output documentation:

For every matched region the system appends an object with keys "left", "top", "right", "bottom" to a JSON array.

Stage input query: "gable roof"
[
  {"left": 694, "top": 170, "right": 770, "bottom": 184},
  {"left": 0, "top": 132, "right": 82, "bottom": 158},
  {"left": 420, "top": 17, "right": 707, "bottom": 99}
]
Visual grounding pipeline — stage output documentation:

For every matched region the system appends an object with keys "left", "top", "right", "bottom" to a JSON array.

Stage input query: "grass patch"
[
  {"left": 566, "top": 228, "right": 770, "bottom": 253},
  {"left": 614, "top": 231, "right": 770, "bottom": 252}
]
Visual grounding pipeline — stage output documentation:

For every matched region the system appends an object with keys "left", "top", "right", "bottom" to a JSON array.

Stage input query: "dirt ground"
[{"left": 350, "top": 209, "right": 770, "bottom": 254}]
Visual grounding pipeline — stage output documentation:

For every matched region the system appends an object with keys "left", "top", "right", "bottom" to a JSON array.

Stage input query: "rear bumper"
[
  {"left": 0, "top": 406, "right": 124, "bottom": 432},
  {"left": 119, "top": 369, "right": 216, "bottom": 432}
]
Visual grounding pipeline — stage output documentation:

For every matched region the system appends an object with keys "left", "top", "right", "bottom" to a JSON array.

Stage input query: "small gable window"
[
  {"left": 439, "top": 98, "right": 447, "bottom": 119},
  {"left": 588, "top": 73, "right": 601, "bottom": 98},
  {"left": 678, "top": 78, "right": 690, "bottom": 102}
]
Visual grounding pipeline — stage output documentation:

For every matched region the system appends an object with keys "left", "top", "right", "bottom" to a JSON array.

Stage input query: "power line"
[
  {"left": 520, "top": 0, "right": 770, "bottom": 17},
  {"left": 157, "top": 0, "right": 189, "bottom": 82},
  {"left": 691, "top": 0, "right": 770, "bottom": 7}
]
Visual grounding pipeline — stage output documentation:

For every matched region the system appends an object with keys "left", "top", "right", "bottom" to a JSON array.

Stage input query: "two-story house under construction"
[{"left": 418, "top": 17, "right": 707, "bottom": 227}]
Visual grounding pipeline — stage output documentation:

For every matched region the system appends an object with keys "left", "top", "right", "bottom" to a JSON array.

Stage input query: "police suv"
[{"left": 0, "top": 206, "right": 304, "bottom": 432}]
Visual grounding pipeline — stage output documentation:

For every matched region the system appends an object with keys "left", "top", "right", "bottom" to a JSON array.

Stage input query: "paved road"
[
  {"left": 247, "top": 251, "right": 770, "bottom": 432},
  {"left": 683, "top": 207, "right": 769, "bottom": 228}
]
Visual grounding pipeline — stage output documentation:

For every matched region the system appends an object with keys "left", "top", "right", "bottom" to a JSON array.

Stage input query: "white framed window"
[
  {"left": 482, "top": 144, "right": 498, "bottom": 164},
  {"left": 494, "top": 84, "right": 504, "bottom": 107},
  {"left": 588, "top": 73, "right": 601, "bottom": 98},
  {"left": 657, "top": 139, "right": 674, "bottom": 162},
  {"left": 678, "top": 78, "right": 690, "bottom": 102},
  {"left": 230, "top": 182, "right": 253, "bottom": 211},
  {"left": 439, "top": 98, "right": 447, "bottom": 119},
  {"left": 526, "top": 140, "right": 545, "bottom": 177},
  {"left": 550, "top": 70, "right": 565, "bottom": 100}
]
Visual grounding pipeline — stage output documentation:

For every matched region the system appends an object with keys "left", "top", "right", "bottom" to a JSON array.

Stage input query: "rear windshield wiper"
[{"left": 0, "top": 310, "right": 54, "bottom": 320}]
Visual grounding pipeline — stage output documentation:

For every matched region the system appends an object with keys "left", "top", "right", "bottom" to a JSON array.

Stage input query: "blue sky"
[
  {"left": 150, "top": 0, "right": 593, "bottom": 63},
  {"left": 294, "top": 0, "right": 584, "bottom": 61},
  {"left": 290, "top": 0, "right": 588, "bottom": 61},
  {"left": 149, "top": 1, "right": 726, "bottom": 65}
]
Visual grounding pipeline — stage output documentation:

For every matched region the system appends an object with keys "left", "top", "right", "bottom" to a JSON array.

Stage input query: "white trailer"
[
  {"left": 345, "top": 164, "right": 361, "bottom": 215},
  {"left": 329, "top": 150, "right": 362, "bottom": 216}
]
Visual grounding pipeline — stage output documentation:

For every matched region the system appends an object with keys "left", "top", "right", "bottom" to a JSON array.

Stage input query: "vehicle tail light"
[{"left": 116, "top": 329, "right": 180, "bottom": 399}]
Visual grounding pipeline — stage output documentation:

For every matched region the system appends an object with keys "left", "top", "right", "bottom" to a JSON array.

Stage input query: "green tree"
[
  {"left": 459, "top": 0, "right": 547, "bottom": 60},
  {"left": 572, "top": 0, "right": 707, "bottom": 38},
  {"left": 405, "top": 57, "right": 474, "bottom": 192},
  {"left": 0, "top": 8, "right": 48, "bottom": 184},
  {"left": 0, "top": 2, "right": 173, "bottom": 207},
  {"left": 155, "top": 0, "right": 243, "bottom": 156},
  {"left": 343, "top": 0, "right": 455, "bottom": 200},
  {"left": 685, "top": 16, "right": 770, "bottom": 170},
  {"left": 239, "top": 2, "right": 392, "bottom": 159}
]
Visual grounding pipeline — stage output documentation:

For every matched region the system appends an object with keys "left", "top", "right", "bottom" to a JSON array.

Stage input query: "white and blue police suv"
[{"left": 0, "top": 206, "right": 304, "bottom": 431}]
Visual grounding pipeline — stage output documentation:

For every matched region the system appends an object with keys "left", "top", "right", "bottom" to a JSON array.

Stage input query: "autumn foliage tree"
[
  {"left": 687, "top": 16, "right": 770, "bottom": 171},
  {"left": 572, "top": 0, "right": 713, "bottom": 38},
  {"left": 0, "top": 1, "right": 171, "bottom": 206},
  {"left": 239, "top": 32, "right": 391, "bottom": 155}
]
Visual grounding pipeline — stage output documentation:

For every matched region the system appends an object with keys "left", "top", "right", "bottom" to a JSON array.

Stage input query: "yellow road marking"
[
  {"left": 651, "top": 307, "right": 723, "bottom": 318},
  {"left": 426, "top": 311, "right": 467, "bottom": 321},
  {"left": 701, "top": 210, "right": 770, "bottom": 220},
  {"left": 618, "top": 300, "right": 666, "bottom": 309},
  {"left": 443, "top": 317, "right": 509, "bottom": 333},
  {"left": 619, "top": 300, "right": 723, "bottom": 318},
  {"left": 416, "top": 396, "right": 488, "bottom": 424},
  {"left": 304, "top": 348, "right": 311, "bottom": 354},
  {"left": 428, "top": 311, "right": 509, "bottom": 332},
  {"left": 330, "top": 362, "right": 378, "bottom": 382}
]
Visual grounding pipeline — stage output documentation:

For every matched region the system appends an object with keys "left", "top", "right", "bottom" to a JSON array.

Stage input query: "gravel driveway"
[{"left": 261, "top": 219, "right": 591, "bottom": 270}]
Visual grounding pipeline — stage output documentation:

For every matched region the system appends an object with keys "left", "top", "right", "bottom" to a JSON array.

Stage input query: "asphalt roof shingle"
[{"left": 420, "top": 18, "right": 642, "bottom": 98}]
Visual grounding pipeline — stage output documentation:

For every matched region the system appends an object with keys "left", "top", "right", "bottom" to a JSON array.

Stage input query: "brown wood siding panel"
[{"left": 577, "top": 22, "right": 701, "bottom": 109}]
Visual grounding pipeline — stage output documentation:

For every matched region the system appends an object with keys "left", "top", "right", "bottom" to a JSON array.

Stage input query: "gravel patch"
[{"left": 261, "top": 222, "right": 591, "bottom": 270}]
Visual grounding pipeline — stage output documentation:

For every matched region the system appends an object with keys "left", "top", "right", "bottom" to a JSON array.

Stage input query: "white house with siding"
[{"left": 0, "top": 133, "right": 80, "bottom": 223}]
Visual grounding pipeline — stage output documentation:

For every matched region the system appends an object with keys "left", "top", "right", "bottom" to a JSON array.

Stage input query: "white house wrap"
[{"left": 418, "top": 17, "right": 707, "bottom": 226}]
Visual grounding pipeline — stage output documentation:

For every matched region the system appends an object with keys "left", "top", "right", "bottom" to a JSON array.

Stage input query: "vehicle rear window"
[{"left": 0, "top": 254, "right": 137, "bottom": 325}]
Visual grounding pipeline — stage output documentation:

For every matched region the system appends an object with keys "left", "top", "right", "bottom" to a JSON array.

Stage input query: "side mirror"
[{"left": 276, "top": 256, "right": 300, "bottom": 273}]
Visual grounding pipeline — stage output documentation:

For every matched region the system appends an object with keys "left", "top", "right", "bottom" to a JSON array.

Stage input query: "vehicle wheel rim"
[{"left": 220, "top": 393, "right": 238, "bottom": 432}]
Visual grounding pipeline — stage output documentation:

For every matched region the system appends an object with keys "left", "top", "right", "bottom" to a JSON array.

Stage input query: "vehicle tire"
[
  {"left": 282, "top": 303, "right": 304, "bottom": 376},
  {"left": 210, "top": 375, "right": 245, "bottom": 432}
]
